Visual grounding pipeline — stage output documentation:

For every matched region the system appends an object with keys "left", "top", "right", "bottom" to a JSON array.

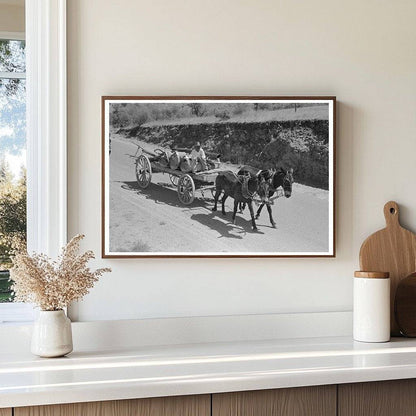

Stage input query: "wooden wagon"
[{"left": 134, "top": 146, "right": 228, "bottom": 205}]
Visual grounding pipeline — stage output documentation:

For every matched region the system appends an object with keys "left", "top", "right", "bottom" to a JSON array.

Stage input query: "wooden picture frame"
[{"left": 102, "top": 96, "right": 336, "bottom": 258}]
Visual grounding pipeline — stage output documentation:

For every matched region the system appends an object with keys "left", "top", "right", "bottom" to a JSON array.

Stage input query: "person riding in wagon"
[{"left": 190, "top": 141, "right": 208, "bottom": 172}]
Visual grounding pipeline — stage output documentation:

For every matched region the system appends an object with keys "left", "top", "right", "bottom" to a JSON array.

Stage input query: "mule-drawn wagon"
[
  {"left": 129, "top": 143, "right": 293, "bottom": 232},
  {"left": 132, "top": 143, "right": 292, "bottom": 230},
  {"left": 133, "top": 145, "right": 227, "bottom": 205}
]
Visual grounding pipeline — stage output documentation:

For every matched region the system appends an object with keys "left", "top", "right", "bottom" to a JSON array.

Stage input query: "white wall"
[{"left": 67, "top": 0, "right": 416, "bottom": 322}]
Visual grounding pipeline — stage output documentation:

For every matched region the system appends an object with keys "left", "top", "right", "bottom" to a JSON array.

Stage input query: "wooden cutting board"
[{"left": 359, "top": 201, "right": 416, "bottom": 335}]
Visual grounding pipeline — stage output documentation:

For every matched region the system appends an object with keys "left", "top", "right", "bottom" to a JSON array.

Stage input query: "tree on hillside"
[{"left": 188, "top": 103, "right": 204, "bottom": 117}]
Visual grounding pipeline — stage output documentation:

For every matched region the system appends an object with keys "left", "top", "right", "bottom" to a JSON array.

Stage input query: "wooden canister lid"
[{"left": 354, "top": 271, "right": 390, "bottom": 279}]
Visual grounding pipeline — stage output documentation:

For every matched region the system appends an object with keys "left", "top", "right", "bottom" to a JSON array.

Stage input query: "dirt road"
[{"left": 108, "top": 136, "right": 330, "bottom": 254}]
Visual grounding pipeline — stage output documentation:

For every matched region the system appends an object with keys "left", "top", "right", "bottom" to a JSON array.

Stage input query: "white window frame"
[{"left": 0, "top": 0, "right": 67, "bottom": 323}]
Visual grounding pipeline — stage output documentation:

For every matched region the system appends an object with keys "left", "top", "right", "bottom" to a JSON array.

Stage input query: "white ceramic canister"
[{"left": 353, "top": 271, "right": 390, "bottom": 342}]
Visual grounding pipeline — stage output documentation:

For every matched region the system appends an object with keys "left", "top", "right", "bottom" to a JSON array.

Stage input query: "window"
[
  {"left": 0, "top": 1, "right": 67, "bottom": 324},
  {"left": 0, "top": 34, "right": 26, "bottom": 308},
  {"left": 0, "top": 0, "right": 67, "bottom": 324}
]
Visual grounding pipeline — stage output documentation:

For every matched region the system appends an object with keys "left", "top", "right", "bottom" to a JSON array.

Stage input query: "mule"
[
  {"left": 255, "top": 167, "right": 294, "bottom": 227},
  {"left": 237, "top": 166, "right": 294, "bottom": 228},
  {"left": 212, "top": 171, "right": 269, "bottom": 231},
  {"left": 237, "top": 167, "right": 273, "bottom": 212}
]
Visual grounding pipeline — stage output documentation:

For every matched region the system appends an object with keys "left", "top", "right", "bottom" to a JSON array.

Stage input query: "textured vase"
[{"left": 31, "top": 310, "right": 73, "bottom": 357}]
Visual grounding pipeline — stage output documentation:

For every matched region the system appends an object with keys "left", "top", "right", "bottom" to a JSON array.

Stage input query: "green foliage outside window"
[
  {"left": 0, "top": 161, "right": 26, "bottom": 302},
  {"left": 0, "top": 38, "right": 27, "bottom": 302}
]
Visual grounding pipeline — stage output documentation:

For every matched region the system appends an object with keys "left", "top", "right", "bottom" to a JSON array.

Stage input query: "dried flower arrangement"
[{"left": 10, "top": 234, "right": 111, "bottom": 311}]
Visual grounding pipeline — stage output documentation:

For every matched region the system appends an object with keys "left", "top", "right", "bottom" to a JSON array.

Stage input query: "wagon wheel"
[
  {"left": 135, "top": 154, "right": 152, "bottom": 189},
  {"left": 169, "top": 174, "right": 179, "bottom": 186},
  {"left": 177, "top": 174, "right": 195, "bottom": 205}
]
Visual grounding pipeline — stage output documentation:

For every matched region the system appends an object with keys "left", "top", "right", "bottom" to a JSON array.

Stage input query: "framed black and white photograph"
[{"left": 102, "top": 96, "right": 336, "bottom": 258}]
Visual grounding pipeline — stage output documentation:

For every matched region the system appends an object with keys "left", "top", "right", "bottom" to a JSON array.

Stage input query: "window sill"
[{"left": 0, "top": 303, "right": 35, "bottom": 324}]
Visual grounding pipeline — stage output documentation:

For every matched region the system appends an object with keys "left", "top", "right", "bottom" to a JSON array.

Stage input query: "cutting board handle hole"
[{"left": 384, "top": 201, "right": 399, "bottom": 225}]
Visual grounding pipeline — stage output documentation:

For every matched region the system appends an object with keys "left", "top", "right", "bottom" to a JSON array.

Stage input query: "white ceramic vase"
[{"left": 31, "top": 310, "right": 73, "bottom": 357}]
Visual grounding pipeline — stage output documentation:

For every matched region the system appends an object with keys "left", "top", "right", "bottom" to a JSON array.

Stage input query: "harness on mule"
[
  {"left": 236, "top": 165, "right": 289, "bottom": 206},
  {"left": 220, "top": 171, "right": 256, "bottom": 200},
  {"left": 240, "top": 174, "right": 255, "bottom": 199},
  {"left": 263, "top": 188, "right": 284, "bottom": 205}
]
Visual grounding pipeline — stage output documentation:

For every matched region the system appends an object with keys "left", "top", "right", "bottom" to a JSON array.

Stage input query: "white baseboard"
[{"left": 0, "top": 311, "right": 352, "bottom": 353}]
